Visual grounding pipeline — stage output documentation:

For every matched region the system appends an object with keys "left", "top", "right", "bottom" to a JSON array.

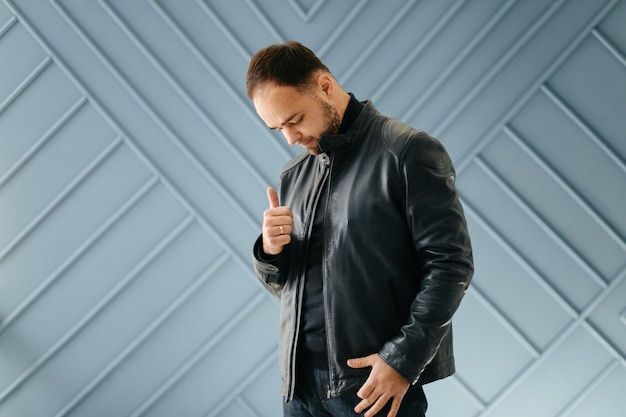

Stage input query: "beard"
[
  {"left": 319, "top": 99, "right": 342, "bottom": 136},
  {"left": 306, "top": 99, "right": 342, "bottom": 155}
]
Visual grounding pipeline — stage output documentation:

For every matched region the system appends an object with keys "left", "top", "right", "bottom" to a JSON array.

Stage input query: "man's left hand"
[{"left": 347, "top": 354, "right": 410, "bottom": 417}]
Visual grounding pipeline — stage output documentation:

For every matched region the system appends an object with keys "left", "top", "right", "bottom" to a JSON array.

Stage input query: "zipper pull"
[{"left": 319, "top": 153, "right": 330, "bottom": 172}]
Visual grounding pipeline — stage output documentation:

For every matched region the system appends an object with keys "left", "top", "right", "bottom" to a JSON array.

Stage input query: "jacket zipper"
[
  {"left": 320, "top": 152, "right": 333, "bottom": 397},
  {"left": 287, "top": 152, "right": 332, "bottom": 400}
]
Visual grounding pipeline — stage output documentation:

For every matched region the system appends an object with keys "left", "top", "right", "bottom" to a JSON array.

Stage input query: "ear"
[{"left": 317, "top": 73, "right": 333, "bottom": 97}]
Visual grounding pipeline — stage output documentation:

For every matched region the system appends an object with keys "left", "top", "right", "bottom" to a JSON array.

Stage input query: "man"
[{"left": 248, "top": 41, "right": 473, "bottom": 417}]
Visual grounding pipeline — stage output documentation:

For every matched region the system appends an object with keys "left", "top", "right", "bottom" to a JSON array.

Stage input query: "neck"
[{"left": 336, "top": 90, "right": 351, "bottom": 120}]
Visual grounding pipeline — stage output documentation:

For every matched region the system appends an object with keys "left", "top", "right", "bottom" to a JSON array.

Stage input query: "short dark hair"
[{"left": 246, "top": 41, "right": 330, "bottom": 99}]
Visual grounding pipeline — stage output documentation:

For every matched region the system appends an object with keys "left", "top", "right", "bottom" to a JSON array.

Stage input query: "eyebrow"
[{"left": 269, "top": 112, "right": 300, "bottom": 130}]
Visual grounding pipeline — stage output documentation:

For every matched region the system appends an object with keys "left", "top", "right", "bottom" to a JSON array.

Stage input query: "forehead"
[{"left": 252, "top": 83, "right": 312, "bottom": 125}]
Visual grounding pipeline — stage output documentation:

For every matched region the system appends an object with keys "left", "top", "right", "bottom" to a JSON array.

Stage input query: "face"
[{"left": 252, "top": 78, "right": 341, "bottom": 155}]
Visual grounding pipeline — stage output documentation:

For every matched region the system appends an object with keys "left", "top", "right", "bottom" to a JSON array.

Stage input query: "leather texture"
[{"left": 253, "top": 101, "right": 474, "bottom": 399}]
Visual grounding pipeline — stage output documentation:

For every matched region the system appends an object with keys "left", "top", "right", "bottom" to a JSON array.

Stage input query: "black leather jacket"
[{"left": 253, "top": 101, "right": 473, "bottom": 399}]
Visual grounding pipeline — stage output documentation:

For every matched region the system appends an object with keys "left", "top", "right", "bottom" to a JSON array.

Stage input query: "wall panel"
[{"left": 1, "top": 1, "right": 624, "bottom": 416}]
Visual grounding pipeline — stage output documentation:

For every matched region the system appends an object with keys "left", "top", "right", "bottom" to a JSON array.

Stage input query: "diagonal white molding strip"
[
  {"left": 0, "top": 212, "right": 194, "bottom": 403},
  {"left": 127, "top": 291, "right": 268, "bottom": 417},
  {"left": 53, "top": 251, "right": 231, "bottom": 417},
  {"left": 455, "top": 0, "right": 620, "bottom": 174},
  {"left": 0, "top": 95, "right": 86, "bottom": 189},
  {"left": 0, "top": 175, "right": 159, "bottom": 338},
  {"left": 0, "top": 137, "right": 123, "bottom": 262},
  {"left": 0, "top": 55, "right": 52, "bottom": 115}
]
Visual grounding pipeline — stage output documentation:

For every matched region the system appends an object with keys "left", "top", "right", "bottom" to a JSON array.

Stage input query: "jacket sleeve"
[
  {"left": 378, "top": 132, "right": 474, "bottom": 384},
  {"left": 252, "top": 234, "right": 290, "bottom": 298}
]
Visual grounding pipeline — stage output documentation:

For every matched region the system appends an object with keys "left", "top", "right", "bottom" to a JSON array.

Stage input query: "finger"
[
  {"left": 363, "top": 396, "right": 387, "bottom": 417},
  {"left": 354, "top": 396, "right": 373, "bottom": 414},
  {"left": 356, "top": 382, "right": 374, "bottom": 400},
  {"left": 347, "top": 358, "right": 360, "bottom": 369},
  {"left": 347, "top": 355, "right": 373, "bottom": 369},
  {"left": 265, "top": 233, "right": 292, "bottom": 248},
  {"left": 385, "top": 397, "right": 402, "bottom": 417},
  {"left": 264, "top": 212, "right": 293, "bottom": 225},
  {"left": 278, "top": 223, "right": 292, "bottom": 235},
  {"left": 267, "top": 187, "right": 279, "bottom": 209},
  {"left": 355, "top": 392, "right": 386, "bottom": 416},
  {"left": 262, "top": 232, "right": 291, "bottom": 255},
  {"left": 358, "top": 390, "right": 391, "bottom": 417}
]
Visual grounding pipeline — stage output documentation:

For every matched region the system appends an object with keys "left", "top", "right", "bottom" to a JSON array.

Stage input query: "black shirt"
[{"left": 300, "top": 94, "right": 364, "bottom": 355}]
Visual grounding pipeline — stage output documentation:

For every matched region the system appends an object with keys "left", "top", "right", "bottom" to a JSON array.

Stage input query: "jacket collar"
[{"left": 318, "top": 100, "right": 376, "bottom": 153}]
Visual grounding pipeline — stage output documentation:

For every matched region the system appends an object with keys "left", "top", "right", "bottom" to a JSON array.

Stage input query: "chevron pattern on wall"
[{"left": 1, "top": 1, "right": 625, "bottom": 416}]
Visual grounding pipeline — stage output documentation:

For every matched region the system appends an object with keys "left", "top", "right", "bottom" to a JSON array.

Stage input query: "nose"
[{"left": 282, "top": 126, "right": 302, "bottom": 145}]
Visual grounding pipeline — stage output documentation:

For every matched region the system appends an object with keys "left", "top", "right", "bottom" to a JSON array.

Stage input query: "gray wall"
[{"left": 1, "top": 0, "right": 625, "bottom": 416}]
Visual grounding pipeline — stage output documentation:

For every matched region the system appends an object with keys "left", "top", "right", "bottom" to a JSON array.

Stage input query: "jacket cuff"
[
  {"left": 378, "top": 342, "right": 424, "bottom": 385},
  {"left": 252, "top": 234, "right": 289, "bottom": 296}
]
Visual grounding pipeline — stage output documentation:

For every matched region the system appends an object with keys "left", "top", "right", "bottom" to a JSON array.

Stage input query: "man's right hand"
[{"left": 262, "top": 187, "right": 293, "bottom": 255}]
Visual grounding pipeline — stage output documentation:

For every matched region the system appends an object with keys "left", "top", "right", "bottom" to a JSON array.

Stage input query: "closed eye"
[
  {"left": 283, "top": 116, "right": 303, "bottom": 129},
  {"left": 268, "top": 113, "right": 303, "bottom": 131}
]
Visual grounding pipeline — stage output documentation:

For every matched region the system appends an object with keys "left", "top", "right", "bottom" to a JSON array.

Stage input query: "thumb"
[
  {"left": 347, "top": 357, "right": 369, "bottom": 369},
  {"left": 267, "top": 187, "right": 279, "bottom": 209}
]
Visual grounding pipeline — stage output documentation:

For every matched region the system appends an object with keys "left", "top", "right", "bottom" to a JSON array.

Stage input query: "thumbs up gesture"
[{"left": 262, "top": 187, "right": 294, "bottom": 255}]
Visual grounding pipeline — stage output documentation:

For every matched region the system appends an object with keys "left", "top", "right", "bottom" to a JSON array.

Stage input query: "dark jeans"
[{"left": 283, "top": 355, "right": 427, "bottom": 417}]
